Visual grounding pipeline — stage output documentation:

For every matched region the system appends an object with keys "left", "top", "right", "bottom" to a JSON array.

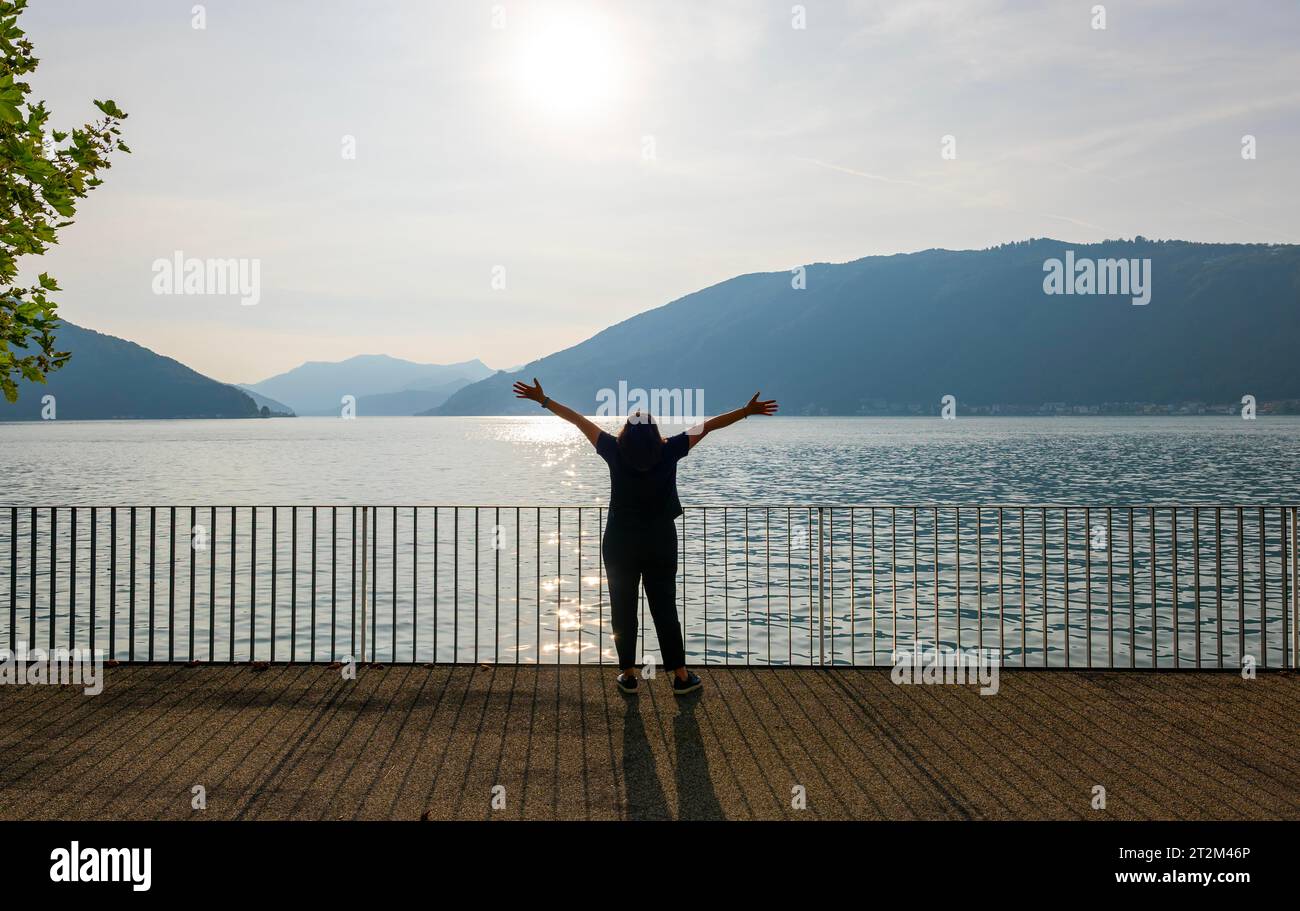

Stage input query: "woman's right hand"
[{"left": 513, "top": 378, "right": 545, "bottom": 404}]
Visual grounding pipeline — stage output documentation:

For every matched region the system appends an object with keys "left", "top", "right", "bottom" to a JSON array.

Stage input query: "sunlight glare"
[{"left": 515, "top": 13, "right": 624, "bottom": 120}]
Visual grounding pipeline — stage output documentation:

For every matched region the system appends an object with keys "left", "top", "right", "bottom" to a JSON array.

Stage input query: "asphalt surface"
[{"left": 0, "top": 665, "right": 1295, "bottom": 820}]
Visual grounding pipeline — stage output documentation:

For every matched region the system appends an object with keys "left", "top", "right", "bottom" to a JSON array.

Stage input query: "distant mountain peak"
[{"left": 243, "top": 353, "right": 495, "bottom": 415}]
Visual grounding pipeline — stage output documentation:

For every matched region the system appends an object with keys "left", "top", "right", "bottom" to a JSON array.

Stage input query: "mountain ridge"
[
  {"left": 433, "top": 238, "right": 1300, "bottom": 416},
  {"left": 2, "top": 322, "right": 261, "bottom": 421}
]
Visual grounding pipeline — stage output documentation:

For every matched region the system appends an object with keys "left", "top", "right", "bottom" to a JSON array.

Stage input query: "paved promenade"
[{"left": 0, "top": 665, "right": 1295, "bottom": 820}]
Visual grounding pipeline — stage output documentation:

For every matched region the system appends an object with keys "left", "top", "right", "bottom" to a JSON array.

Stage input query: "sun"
[{"left": 514, "top": 14, "right": 625, "bottom": 120}]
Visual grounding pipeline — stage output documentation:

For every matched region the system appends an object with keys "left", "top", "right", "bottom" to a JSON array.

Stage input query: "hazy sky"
[{"left": 19, "top": 0, "right": 1300, "bottom": 382}]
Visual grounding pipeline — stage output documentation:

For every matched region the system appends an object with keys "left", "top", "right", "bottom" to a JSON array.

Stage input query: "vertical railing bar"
[
  {"left": 517, "top": 507, "right": 522, "bottom": 665},
  {"left": 1149, "top": 506, "right": 1156, "bottom": 669},
  {"left": 679, "top": 510, "right": 687, "bottom": 665},
  {"left": 573, "top": 507, "right": 578, "bottom": 666},
  {"left": 1128, "top": 507, "right": 1135, "bottom": 670},
  {"left": 759, "top": 509, "right": 769, "bottom": 665},
  {"left": 291, "top": 507, "right": 298, "bottom": 661},
  {"left": 1236, "top": 507, "right": 1244, "bottom": 668},
  {"left": 955, "top": 506, "right": 962, "bottom": 655},
  {"left": 1041, "top": 508, "right": 1047, "bottom": 669},
  {"left": 390, "top": 506, "right": 396, "bottom": 664},
  {"left": 933, "top": 506, "right": 940, "bottom": 663},
  {"left": 453, "top": 507, "right": 459, "bottom": 662},
  {"left": 271, "top": 507, "right": 277, "bottom": 663},
  {"left": 1258, "top": 506, "right": 1266, "bottom": 669},
  {"left": 556, "top": 507, "right": 561, "bottom": 665},
  {"left": 367, "top": 507, "right": 375, "bottom": 663},
  {"left": 1280, "top": 506, "right": 1289, "bottom": 670},
  {"left": 360, "top": 506, "right": 368, "bottom": 665},
  {"left": 825, "top": 508, "right": 831, "bottom": 666},
  {"left": 351, "top": 507, "right": 357, "bottom": 660},
  {"left": 1292, "top": 506, "right": 1298, "bottom": 669},
  {"left": 8, "top": 507, "right": 15, "bottom": 653},
  {"left": 111, "top": 508, "right": 118, "bottom": 660},
  {"left": 190, "top": 506, "right": 198, "bottom": 662},
  {"left": 535, "top": 507, "right": 540, "bottom": 665},
  {"left": 1172, "top": 507, "right": 1179, "bottom": 669},
  {"left": 1085, "top": 506, "right": 1091, "bottom": 669},
  {"left": 747, "top": 508, "right": 752, "bottom": 666},
  {"left": 50, "top": 507, "right": 58, "bottom": 651},
  {"left": 366, "top": 504, "right": 371, "bottom": 660},
  {"left": 724, "top": 508, "right": 729, "bottom": 665},
  {"left": 332, "top": 506, "right": 339, "bottom": 662},
  {"left": 148, "top": 506, "right": 157, "bottom": 659},
  {"left": 249, "top": 507, "right": 256, "bottom": 662},
  {"left": 910, "top": 507, "right": 917, "bottom": 659},
  {"left": 1106, "top": 506, "right": 1114, "bottom": 668},
  {"left": 90, "top": 509, "right": 96, "bottom": 657},
  {"left": 410, "top": 504, "right": 416, "bottom": 660},
  {"left": 333, "top": 506, "right": 339, "bottom": 663},
  {"left": 409, "top": 507, "right": 415, "bottom": 664},
  {"left": 1193, "top": 507, "right": 1201, "bottom": 669},
  {"left": 208, "top": 506, "right": 215, "bottom": 661},
  {"left": 7, "top": 507, "right": 15, "bottom": 653},
  {"left": 228, "top": 507, "right": 235, "bottom": 663},
  {"left": 69, "top": 508, "right": 76, "bottom": 650},
  {"left": 70, "top": 507, "right": 77, "bottom": 650},
  {"left": 866, "top": 509, "right": 878, "bottom": 663},
  {"left": 891, "top": 506, "right": 897, "bottom": 658},
  {"left": 702, "top": 508, "right": 708, "bottom": 667},
  {"left": 998, "top": 507, "right": 1005, "bottom": 664},
  {"left": 353, "top": 504, "right": 358, "bottom": 660},
  {"left": 807, "top": 506, "right": 814, "bottom": 666},
  {"left": 370, "top": 506, "right": 377, "bottom": 663},
  {"left": 1019, "top": 507, "right": 1026, "bottom": 667},
  {"left": 17, "top": 509, "right": 30, "bottom": 649},
  {"left": 128, "top": 507, "right": 135, "bottom": 662},
  {"left": 434, "top": 507, "right": 440, "bottom": 662},
  {"left": 1062, "top": 507, "right": 1068, "bottom": 669},
  {"left": 788, "top": 506, "right": 793, "bottom": 666},
  {"left": 28, "top": 507, "right": 37, "bottom": 653},
  {"left": 497, "top": 507, "right": 503, "bottom": 664},
  {"left": 976, "top": 506, "right": 982, "bottom": 657},
  {"left": 1215, "top": 507, "right": 1223, "bottom": 669},
  {"left": 849, "top": 508, "right": 855, "bottom": 666}
]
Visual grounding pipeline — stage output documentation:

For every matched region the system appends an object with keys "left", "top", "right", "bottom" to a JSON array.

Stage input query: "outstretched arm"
[
  {"left": 513, "top": 378, "right": 601, "bottom": 446},
  {"left": 687, "top": 391, "right": 778, "bottom": 449}
]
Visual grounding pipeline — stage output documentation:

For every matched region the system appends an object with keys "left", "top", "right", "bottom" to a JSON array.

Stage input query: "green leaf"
[{"left": 93, "top": 98, "right": 124, "bottom": 118}]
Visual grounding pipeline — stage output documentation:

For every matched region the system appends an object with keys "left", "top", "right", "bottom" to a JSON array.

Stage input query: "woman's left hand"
[
  {"left": 743, "top": 391, "right": 779, "bottom": 416},
  {"left": 513, "top": 378, "right": 546, "bottom": 404}
]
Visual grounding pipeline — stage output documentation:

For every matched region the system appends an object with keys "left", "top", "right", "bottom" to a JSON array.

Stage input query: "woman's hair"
[{"left": 617, "top": 411, "right": 664, "bottom": 471}]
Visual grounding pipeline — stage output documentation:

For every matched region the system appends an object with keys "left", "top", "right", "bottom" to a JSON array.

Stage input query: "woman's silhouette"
[{"left": 513, "top": 379, "right": 778, "bottom": 695}]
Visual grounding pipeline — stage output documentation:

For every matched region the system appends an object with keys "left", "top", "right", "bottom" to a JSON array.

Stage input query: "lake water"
[
  {"left": 1, "top": 417, "right": 1297, "bottom": 669},
  {"left": 3, "top": 414, "right": 1299, "bottom": 505}
]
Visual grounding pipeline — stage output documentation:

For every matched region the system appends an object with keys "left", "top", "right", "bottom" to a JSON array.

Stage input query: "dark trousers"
[{"left": 603, "top": 515, "right": 686, "bottom": 672}]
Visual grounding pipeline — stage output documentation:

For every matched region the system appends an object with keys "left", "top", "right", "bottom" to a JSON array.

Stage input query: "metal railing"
[{"left": 1, "top": 505, "right": 1296, "bottom": 669}]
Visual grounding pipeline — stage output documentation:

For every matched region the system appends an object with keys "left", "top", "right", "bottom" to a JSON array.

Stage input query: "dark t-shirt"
[{"left": 596, "top": 430, "right": 690, "bottom": 521}]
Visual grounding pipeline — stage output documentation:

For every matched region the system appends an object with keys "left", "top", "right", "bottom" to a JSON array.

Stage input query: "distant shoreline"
[{"left": 4, "top": 412, "right": 1300, "bottom": 426}]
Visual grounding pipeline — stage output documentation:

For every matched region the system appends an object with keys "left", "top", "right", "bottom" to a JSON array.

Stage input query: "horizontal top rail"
[{"left": 3, "top": 502, "right": 1299, "bottom": 510}]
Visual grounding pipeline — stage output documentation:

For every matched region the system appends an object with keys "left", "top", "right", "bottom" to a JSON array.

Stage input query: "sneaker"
[
  {"left": 672, "top": 670, "right": 703, "bottom": 696},
  {"left": 616, "top": 672, "right": 639, "bottom": 695}
]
